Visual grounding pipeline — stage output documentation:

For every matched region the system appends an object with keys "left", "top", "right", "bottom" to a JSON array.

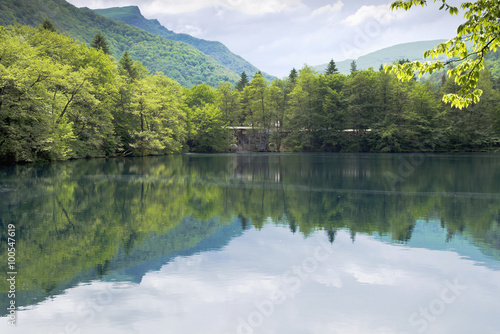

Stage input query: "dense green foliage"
[
  {"left": 388, "top": 0, "right": 500, "bottom": 108},
  {"left": 94, "top": 6, "right": 274, "bottom": 81},
  {"left": 184, "top": 84, "right": 232, "bottom": 152},
  {"left": 0, "top": 25, "right": 229, "bottom": 163},
  {"left": 325, "top": 59, "right": 339, "bottom": 75},
  {"left": 90, "top": 31, "right": 111, "bottom": 55},
  {"left": 1, "top": 23, "right": 499, "bottom": 164},
  {"left": 486, "top": 49, "right": 500, "bottom": 88},
  {"left": 195, "top": 66, "right": 500, "bottom": 153},
  {"left": 0, "top": 0, "right": 240, "bottom": 87}
]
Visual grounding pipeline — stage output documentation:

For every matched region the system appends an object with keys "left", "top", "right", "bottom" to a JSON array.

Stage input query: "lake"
[{"left": 1, "top": 153, "right": 500, "bottom": 334}]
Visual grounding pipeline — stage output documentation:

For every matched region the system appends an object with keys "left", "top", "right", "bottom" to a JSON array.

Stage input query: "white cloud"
[
  {"left": 310, "top": 1, "right": 344, "bottom": 17},
  {"left": 142, "top": 0, "right": 303, "bottom": 15},
  {"left": 176, "top": 24, "right": 205, "bottom": 37},
  {"left": 228, "top": 0, "right": 304, "bottom": 15},
  {"left": 343, "top": 4, "right": 402, "bottom": 27},
  {"left": 67, "top": 0, "right": 142, "bottom": 8},
  {"left": 67, "top": 0, "right": 304, "bottom": 14},
  {"left": 65, "top": 0, "right": 466, "bottom": 78},
  {"left": 344, "top": 264, "right": 410, "bottom": 285},
  {"left": 3, "top": 225, "right": 500, "bottom": 334}
]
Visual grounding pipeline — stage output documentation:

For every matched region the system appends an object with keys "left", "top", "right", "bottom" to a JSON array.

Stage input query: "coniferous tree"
[
  {"left": 119, "top": 51, "right": 138, "bottom": 81},
  {"left": 289, "top": 68, "right": 298, "bottom": 85},
  {"left": 236, "top": 72, "right": 249, "bottom": 91},
  {"left": 91, "top": 31, "right": 111, "bottom": 55},
  {"left": 326, "top": 59, "right": 339, "bottom": 75},
  {"left": 350, "top": 60, "right": 358, "bottom": 74},
  {"left": 40, "top": 18, "right": 57, "bottom": 32}
]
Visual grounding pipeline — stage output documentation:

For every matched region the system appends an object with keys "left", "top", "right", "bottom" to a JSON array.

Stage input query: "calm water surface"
[{"left": 1, "top": 153, "right": 499, "bottom": 334}]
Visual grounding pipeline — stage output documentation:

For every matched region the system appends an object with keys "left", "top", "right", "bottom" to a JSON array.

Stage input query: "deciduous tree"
[{"left": 387, "top": 0, "right": 500, "bottom": 108}]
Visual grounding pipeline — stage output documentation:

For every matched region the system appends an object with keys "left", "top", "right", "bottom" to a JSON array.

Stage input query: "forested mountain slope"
[
  {"left": 94, "top": 6, "right": 274, "bottom": 81},
  {"left": 0, "top": 0, "right": 240, "bottom": 87}
]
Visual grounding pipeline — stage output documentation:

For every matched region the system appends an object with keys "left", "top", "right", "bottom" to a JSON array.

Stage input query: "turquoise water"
[{"left": 1, "top": 153, "right": 499, "bottom": 333}]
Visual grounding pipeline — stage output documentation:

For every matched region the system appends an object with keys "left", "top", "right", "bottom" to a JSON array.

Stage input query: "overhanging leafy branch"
[{"left": 386, "top": 0, "right": 500, "bottom": 109}]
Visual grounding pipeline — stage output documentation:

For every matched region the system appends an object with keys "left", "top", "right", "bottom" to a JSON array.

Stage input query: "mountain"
[
  {"left": 0, "top": 0, "right": 240, "bottom": 87},
  {"left": 94, "top": 6, "right": 274, "bottom": 81},
  {"left": 314, "top": 40, "right": 447, "bottom": 74}
]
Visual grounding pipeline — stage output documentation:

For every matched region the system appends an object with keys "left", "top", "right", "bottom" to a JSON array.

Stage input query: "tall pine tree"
[
  {"left": 91, "top": 31, "right": 110, "bottom": 55},
  {"left": 350, "top": 60, "right": 358, "bottom": 74},
  {"left": 119, "top": 51, "right": 138, "bottom": 81},
  {"left": 326, "top": 59, "right": 339, "bottom": 75},
  {"left": 289, "top": 68, "right": 298, "bottom": 85},
  {"left": 235, "top": 72, "right": 249, "bottom": 91}
]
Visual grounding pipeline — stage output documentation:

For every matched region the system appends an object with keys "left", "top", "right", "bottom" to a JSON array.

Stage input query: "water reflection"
[
  {"left": 2, "top": 225, "right": 500, "bottom": 334},
  {"left": 0, "top": 153, "right": 499, "bottom": 333}
]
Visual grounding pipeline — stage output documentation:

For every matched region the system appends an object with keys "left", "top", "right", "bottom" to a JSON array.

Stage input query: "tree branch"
[
  {"left": 444, "top": 36, "right": 497, "bottom": 66},
  {"left": 57, "top": 79, "right": 86, "bottom": 123}
]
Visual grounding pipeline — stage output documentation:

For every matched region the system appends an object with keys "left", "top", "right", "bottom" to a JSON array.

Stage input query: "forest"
[
  {"left": 0, "top": 0, "right": 240, "bottom": 87},
  {"left": 1, "top": 23, "right": 500, "bottom": 164}
]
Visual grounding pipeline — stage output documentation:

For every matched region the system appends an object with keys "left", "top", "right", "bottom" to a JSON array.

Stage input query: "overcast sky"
[{"left": 65, "top": 0, "right": 465, "bottom": 77}]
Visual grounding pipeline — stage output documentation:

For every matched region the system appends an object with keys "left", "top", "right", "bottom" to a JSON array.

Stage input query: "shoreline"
[{"left": 1, "top": 149, "right": 500, "bottom": 168}]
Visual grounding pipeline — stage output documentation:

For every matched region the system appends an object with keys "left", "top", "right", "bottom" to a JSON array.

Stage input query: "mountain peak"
[
  {"left": 94, "top": 5, "right": 275, "bottom": 80},
  {"left": 0, "top": 0, "right": 240, "bottom": 87},
  {"left": 109, "top": 5, "right": 141, "bottom": 14}
]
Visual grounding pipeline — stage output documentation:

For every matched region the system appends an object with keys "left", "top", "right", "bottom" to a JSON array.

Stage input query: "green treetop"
[
  {"left": 236, "top": 72, "right": 249, "bottom": 91},
  {"left": 350, "top": 60, "right": 358, "bottom": 73},
  {"left": 40, "top": 18, "right": 57, "bottom": 32},
  {"left": 326, "top": 59, "right": 339, "bottom": 75},
  {"left": 90, "top": 31, "right": 111, "bottom": 55},
  {"left": 289, "top": 68, "right": 298, "bottom": 85},
  {"left": 119, "top": 51, "right": 139, "bottom": 81}
]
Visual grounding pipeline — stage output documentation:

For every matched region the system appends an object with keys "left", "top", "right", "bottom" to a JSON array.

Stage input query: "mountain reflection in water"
[{"left": 0, "top": 153, "right": 499, "bottom": 333}]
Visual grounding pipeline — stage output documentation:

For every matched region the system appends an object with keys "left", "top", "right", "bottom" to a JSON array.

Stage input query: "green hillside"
[
  {"left": 94, "top": 6, "right": 274, "bottom": 80},
  {"left": 315, "top": 40, "right": 447, "bottom": 74},
  {"left": 0, "top": 0, "right": 240, "bottom": 87}
]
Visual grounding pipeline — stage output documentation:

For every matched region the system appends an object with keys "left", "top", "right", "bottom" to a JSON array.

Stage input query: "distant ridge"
[
  {"left": 315, "top": 40, "right": 447, "bottom": 74},
  {"left": 94, "top": 6, "right": 275, "bottom": 81}
]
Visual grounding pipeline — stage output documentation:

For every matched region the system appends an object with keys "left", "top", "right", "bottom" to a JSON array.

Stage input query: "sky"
[{"left": 65, "top": 0, "right": 466, "bottom": 77}]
